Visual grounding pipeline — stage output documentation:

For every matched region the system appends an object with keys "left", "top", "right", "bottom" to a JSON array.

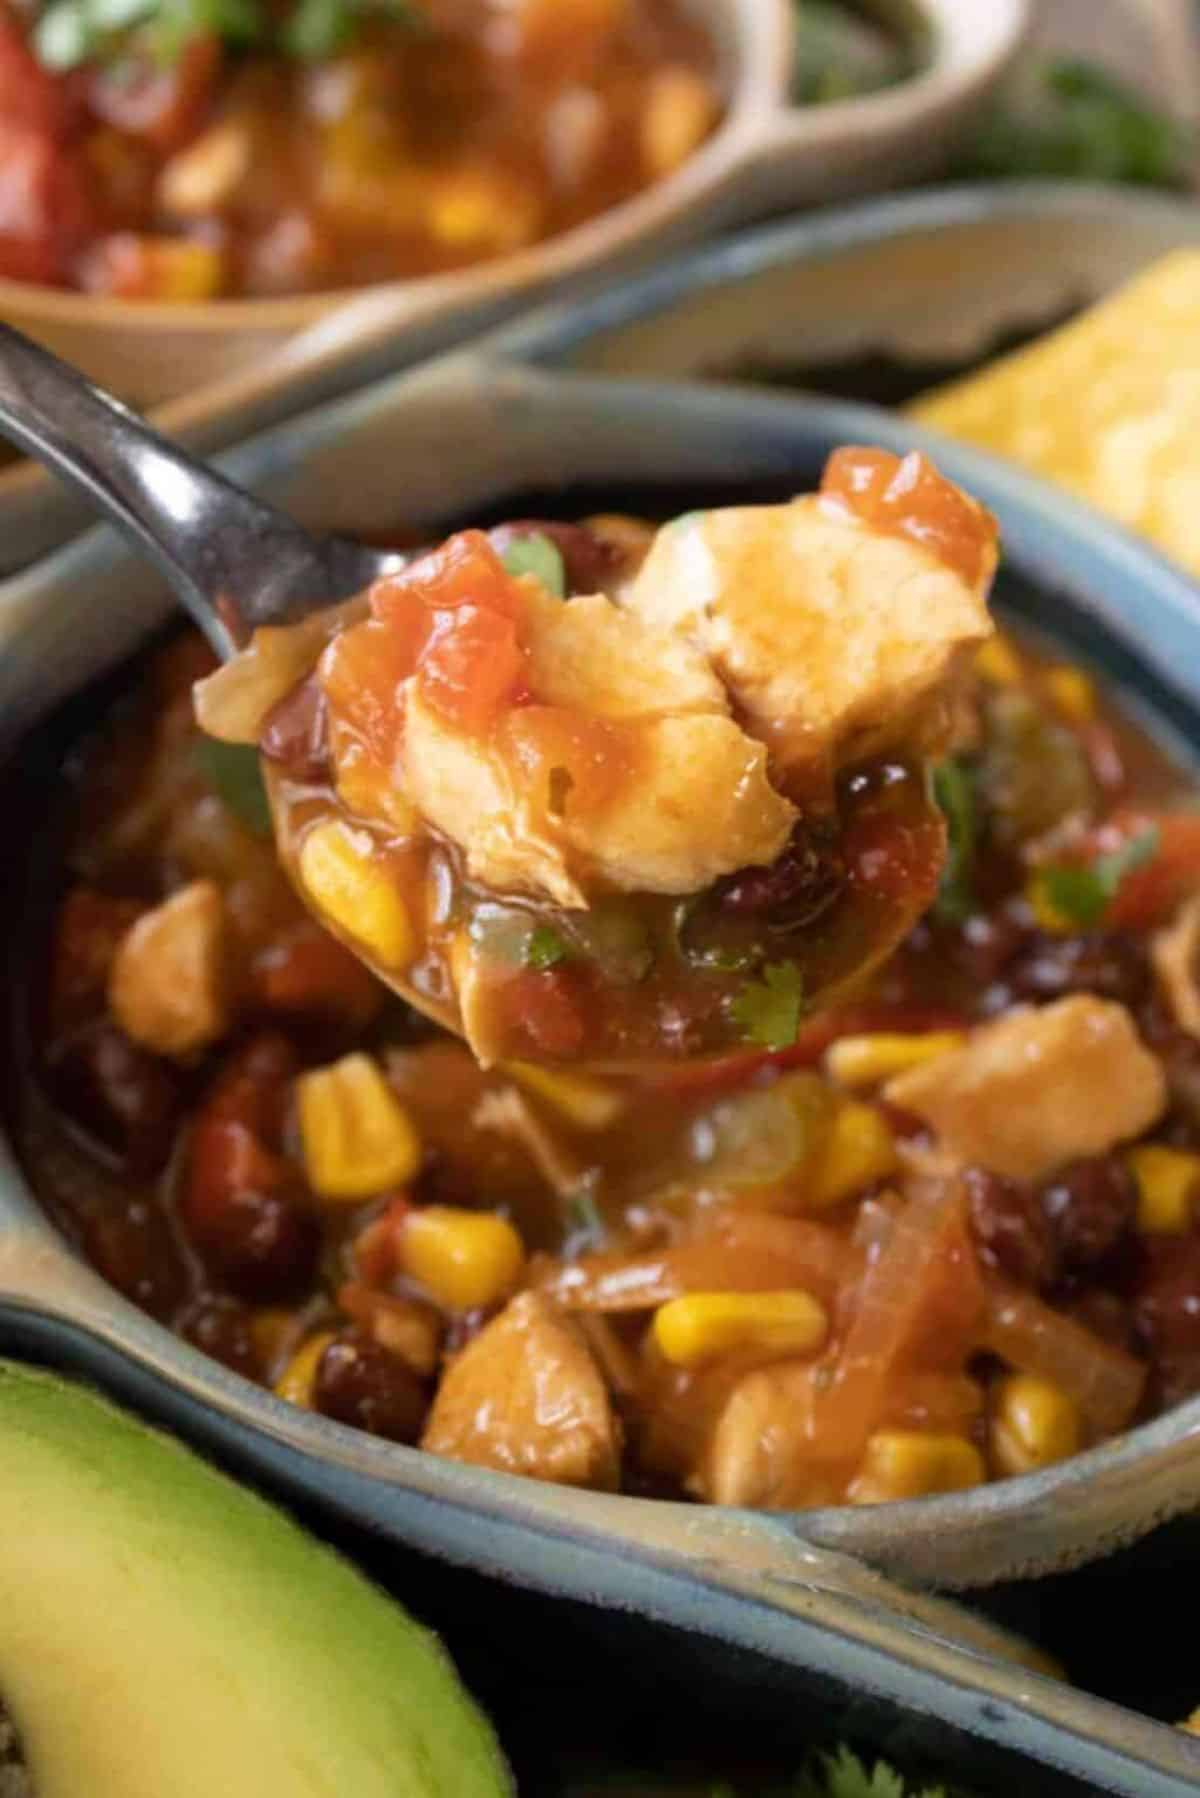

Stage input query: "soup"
[{"left": 13, "top": 494, "right": 1200, "bottom": 1510}]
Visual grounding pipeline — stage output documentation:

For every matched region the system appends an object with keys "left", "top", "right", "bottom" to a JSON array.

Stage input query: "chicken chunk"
[
  {"left": 1152, "top": 894, "right": 1200, "bottom": 1037},
  {"left": 700, "top": 1362, "right": 845, "bottom": 1510},
  {"left": 108, "top": 879, "right": 230, "bottom": 1059},
  {"left": 403, "top": 582, "right": 796, "bottom": 904},
  {"left": 421, "top": 1290, "right": 621, "bottom": 1489},
  {"left": 624, "top": 496, "right": 994, "bottom": 772},
  {"left": 884, "top": 996, "right": 1166, "bottom": 1182}
]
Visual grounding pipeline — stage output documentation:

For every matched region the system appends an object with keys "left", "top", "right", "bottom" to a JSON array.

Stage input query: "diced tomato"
[
  {"left": 370, "top": 530, "right": 521, "bottom": 626},
  {"left": 500, "top": 704, "right": 635, "bottom": 814},
  {"left": 0, "top": 15, "right": 75, "bottom": 134},
  {"left": 1102, "top": 811, "right": 1200, "bottom": 931},
  {"left": 504, "top": 967, "right": 587, "bottom": 1058},
  {"left": 85, "top": 36, "right": 221, "bottom": 154},
  {"left": 821, "top": 446, "right": 998, "bottom": 588},
  {"left": 251, "top": 919, "right": 384, "bottom": 1028},
  {"left": 0, "top": 121, "right": 93, "bottom": 285},
  {"left": 418, "top": 604, "right": 528, "bottom": 734},
  {"left": 320, "top": 618, "right": 417, "bottom": 765},
  {"left": 353, "top": 1194, "right": 412, "bottom": 1286}
]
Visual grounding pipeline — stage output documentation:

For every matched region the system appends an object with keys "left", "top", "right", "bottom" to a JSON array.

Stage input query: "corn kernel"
[
  {"left": 825, "top": 1031, "right": 966, "bottom": 1091},
  {"left": 402, "top": 1206, "right": 525, "bottom": 1311},
  {"left": 975, "top": 635, "right": 1023, "bottom": 684},
  {"left": 298, "top": 1052, "right": 421, "bottom": 1201},
  {"left": 652, "top": 1290, "right": 828, "bottom": 1371},
  {"left": 641, "top": 66, "right": 716, "bottom": 179},
  {"left": 299, "top": 819, "right": 414, "bottom": 971},
  {"left": 505, "top": 1061, "right": 624, "bottom": 1131},
  {"left": 805, "top": 1100, "right": 897, "bottom": 1208},
  {"left": 849, "top": 1431, "right": 985, "bottom": 1504},
  {"left": 1045, "top": 665, "right": 1096, "bottom": 723},
  {"left": 426, "top": 170, "right": 542, "bottom": 252},
  {"left": 146, "top": 239, "right": 225, "bottom": 301},
  {"left": 1025, "top": 873, "right": 1077, "bottom": 936},
  {"left": 1127, "top": 1144, "right": 1200, "bottom": 1235},
  {"left": 990, "top": 1373, "right": 1081, "bottom": 1478},
  {"left": 273, "top": 1331, "right": 335, "bottom": 1409},
  {"left": 1181, "top": 1707, "right": 1200, "bottom": 1735}
]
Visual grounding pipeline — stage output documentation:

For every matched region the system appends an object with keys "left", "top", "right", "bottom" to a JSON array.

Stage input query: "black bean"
[
  {"left": 50, "top": 1021, "right": 181, "bottom": 1176},
  {"left": 83, "top": 1199, "right": 186, "bottom": 1321},
  {"left": 965, "top": 1166, "right": 1057, "bottom": 1289},
  {"left": 1003, "top": 932, "right": 1150, "bottom": 1009},
  {"left": 314, "top": 1330, "right": 428, "bottom": 1444},
  {"left": 1039, "top": 1157, "right": 1136, "bottom": 1274},
  {"left": 177, "top": 1295, "right": 262, "bottom": 1379}
]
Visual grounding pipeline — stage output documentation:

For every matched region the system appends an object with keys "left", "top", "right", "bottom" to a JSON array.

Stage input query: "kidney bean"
[
  {"left": 714, "top": 822, "right": 843, "bottom": 926},
  {"left": 314, "top": 1329, "right": 428, "bottom": 1444},
  {"left": 50, "top": 1020, "right": 181, "bottom": 1175},
  {"left": 177, "top": 1295, "right": 262, "bottom": 1379},
  {"left": 1003, "top": 932, "right": 1150, "bottom": 1009},
  {"left": 50, "top": 887, "right": 143, "bottom": 1024},
  {"left": 83, "top": 1198, "right": 186, "bottom": 1321},
  {"left": 259, "top": 675, "right": 330, "bottom": 781},
  {"left": 184, "top": 1117, "right": 319, "bottom": 1303},
  {"left": 204, "top": 1031, "right": 297, "bottom": 1143},
  {"left": 965, "top": 1165, "right": 1057, "bottom": 1289},
  {"left": 1039, "top": 1157, "right": 1136, "bottom": 1274}
]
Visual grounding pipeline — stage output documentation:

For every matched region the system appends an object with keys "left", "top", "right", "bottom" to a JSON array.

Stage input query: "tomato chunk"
[
  {"left": 418, "top": 603, "right": 528, "bottom": 734},
  {"left": 822, "top": 446, "right": 997, "bottom": 587}
]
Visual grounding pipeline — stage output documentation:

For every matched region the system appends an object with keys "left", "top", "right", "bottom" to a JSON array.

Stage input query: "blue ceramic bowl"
[{"left": 5, "top": 186, "right": 1200, "bottom": 1795}]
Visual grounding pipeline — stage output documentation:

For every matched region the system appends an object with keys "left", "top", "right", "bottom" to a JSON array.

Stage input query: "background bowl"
[{"left": 0, "top": 0, "right": 1026, "bottom": 567}]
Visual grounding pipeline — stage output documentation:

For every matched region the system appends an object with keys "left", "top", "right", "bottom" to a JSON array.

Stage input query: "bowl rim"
[{"left": 0, "top": 0, "right": 1026, "bottom": 329}]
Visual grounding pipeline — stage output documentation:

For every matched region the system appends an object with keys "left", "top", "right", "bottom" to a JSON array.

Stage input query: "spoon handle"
[{"left": 0, "top": 324, "right": 372, "bottom": 659}]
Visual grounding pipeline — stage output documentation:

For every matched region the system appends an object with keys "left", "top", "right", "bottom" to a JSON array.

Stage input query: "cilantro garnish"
[
  {"left": 730, "top": 961, "right": 804, "bottom": 1051},
  {"left": 501, "top": 534, "right": 567, "bottom": 600},
  {"left": 931, "top": 758, "right": 978, "bottom": 924},
  {"left": 33, "top": 0, "right": 417, "bottom": 69},
  {"left": 1036, "top": 826, "right": 1160, "bottom": 929},
  {"left": 524, "top": 925, "right": 570, "bottom": 972},
  {"left": 194, "top": 737, "right": 273, "bottom": 838}
]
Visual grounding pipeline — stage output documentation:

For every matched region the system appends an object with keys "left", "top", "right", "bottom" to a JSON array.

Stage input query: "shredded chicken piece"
[
  {"left": 421, "top": 1291, "right": 621, "bottom": 1489},
  {"left": 624, "top": 496, "right": 995, "bottom": 772},
  {"left": 1152, "top": 894, "right": 1200, "bottom": 1036},
  {"left": 403, "top": 581, "right": 796, "bottom": 904},
  {"left": 884, "top": 996, "right": 1167, "bottom": 1182},
  {"left": 699, "top": 1361, "right": 845, "bottom": 1510},
  {"left": 108, "top": 879, "right": 230, "bottom": 1058}
]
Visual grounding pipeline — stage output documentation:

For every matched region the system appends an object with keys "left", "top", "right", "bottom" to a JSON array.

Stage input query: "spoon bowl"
[{"left": 0, "top": 324, "right": 963, "bottom": 1070}]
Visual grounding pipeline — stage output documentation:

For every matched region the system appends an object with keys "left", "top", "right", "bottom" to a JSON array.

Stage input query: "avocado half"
[{"left": 0, "top": 1361, "right": 511, "bottom": 1797}]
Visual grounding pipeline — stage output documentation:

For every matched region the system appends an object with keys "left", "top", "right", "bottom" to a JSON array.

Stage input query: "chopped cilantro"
[
  {"left": 501, "top": 533, "right": 567, "bottom": 600},
  {"left": 525, "top": 925, "right": 570, "bottom": 972},
  {"left": 931, "top": 758, "right": 978, "bottom": 923},
  {"left": 1036, "top": 826, "right": 1160, "bottom": 929},
  {"left": 194, "top": 737, "right": 273, "bottom": 838},
  {"left": 956, "top": 57, "right": 1190, "bottom": 189},
  {"left": 33, "top": 0, "right": 415, "bottom": 68},
  {"left": 564, "top": 1188, "right": 605, "bottom": 1248},
  {"left": 793, "top": 1747, "right": 949, "bottom": 1798},
  {"left": 730, "top": 961, "right": 804, "bottom": 1051}
]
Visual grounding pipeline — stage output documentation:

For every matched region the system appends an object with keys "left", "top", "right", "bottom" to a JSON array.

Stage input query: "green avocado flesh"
[{"left": 0, "top": 1362, "right": 511, "bottom": 1798}]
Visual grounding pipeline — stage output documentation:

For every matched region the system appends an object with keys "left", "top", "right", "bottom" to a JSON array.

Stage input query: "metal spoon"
[{"left": 0, "top": 322, "right": 404, "bottom": 660}]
